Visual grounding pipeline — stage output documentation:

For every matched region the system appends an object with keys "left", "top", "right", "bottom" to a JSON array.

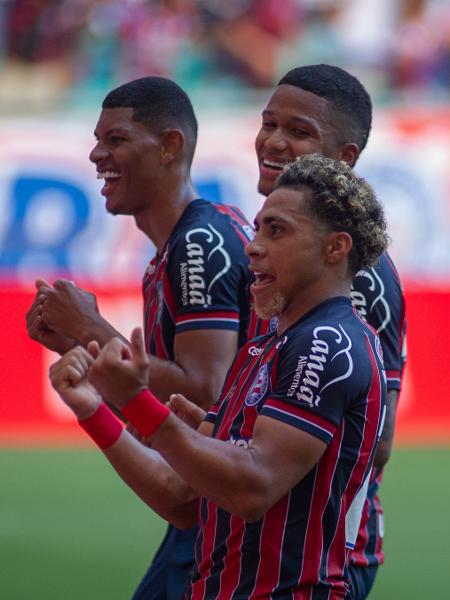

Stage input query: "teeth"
[
  {"left": 97, "top": 171, "right": 121, "bottom": 180},
  {"left": 263, "top": 159, "right": 286, "bottom": 169}
]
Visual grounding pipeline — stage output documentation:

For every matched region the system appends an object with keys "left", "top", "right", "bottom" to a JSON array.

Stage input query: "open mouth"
[
  {"left": 252, "top": 271, "right": 276, "bottom": 288},
  {"left": 97, "top": 171, "right": 121, "bottom": 196}
]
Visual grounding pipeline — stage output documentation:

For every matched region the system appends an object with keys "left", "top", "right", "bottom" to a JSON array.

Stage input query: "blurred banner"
[{"left": 1, "top": 108, "right": 449, "bottom": 445}]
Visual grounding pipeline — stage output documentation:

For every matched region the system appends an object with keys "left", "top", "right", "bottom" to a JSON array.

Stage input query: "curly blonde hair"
[{"left": 276, "top": 153, "right": 388, "bottom": 275}]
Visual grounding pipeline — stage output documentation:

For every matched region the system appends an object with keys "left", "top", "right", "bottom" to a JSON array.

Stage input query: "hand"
[
  {"left": 88, "top": 327, "right": 149, "bottom": 411},
  {"left": 167, "top": 394, "right": 206, "bottom": 430},
  {"left": 26, "top": 279, "right": 77, "bottom": 354},
  {"left": 40, "top": 279, "right": 99, "bottom": 342},
  {"left": 49, "top": 346, "right": 101, "bottom": 420}
]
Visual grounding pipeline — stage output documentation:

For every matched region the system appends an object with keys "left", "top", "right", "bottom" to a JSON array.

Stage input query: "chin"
[{"left": 255, "top": 293, "right": 286, "bottom": 320}]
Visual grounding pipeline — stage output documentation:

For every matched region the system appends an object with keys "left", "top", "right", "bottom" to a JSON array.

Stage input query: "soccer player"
[
  {"left": 251, "top": 65, "right": 407, "bottom": 599},
  {"left": 25, "top": 76, "right": 254, "bottom": 600},
  {"left": 49, "top": 153, "right": 388, "bottom": 599}
]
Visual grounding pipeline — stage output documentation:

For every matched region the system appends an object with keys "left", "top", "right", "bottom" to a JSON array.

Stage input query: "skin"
[
  {"left": 26, "top": 107, "right": 239, "bottom": 409},
  {"left": 254, "top": 82, "right": 398, "bottom": 467},
  {"left": 50, "top": 185, "right": 354, "bottom": 527}
]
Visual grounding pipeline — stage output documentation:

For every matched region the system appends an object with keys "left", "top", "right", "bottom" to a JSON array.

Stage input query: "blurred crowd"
[{"left": 0, "top": 0, "right": 449, "bottom": 111}]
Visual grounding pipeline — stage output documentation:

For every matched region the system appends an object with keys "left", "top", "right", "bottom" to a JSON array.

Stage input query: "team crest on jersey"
[
  {"left": 351, "top": 268, "right": 391, "bottom": 333},
  {"left": 245, "top": 364, "right": 269, "bottom": 406}
]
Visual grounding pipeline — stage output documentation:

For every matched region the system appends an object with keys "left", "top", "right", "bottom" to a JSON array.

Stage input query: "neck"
[
  {"left": 276, "top": 279, "right": 351, "bottom": 336},
  {"left": 134, "top": 178, "right": 198, "bottom": 253}
]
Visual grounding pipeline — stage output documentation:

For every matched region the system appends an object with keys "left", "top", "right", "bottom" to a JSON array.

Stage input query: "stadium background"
[{"left": 0, "top": 1, "right": 449, "bottom": 598}]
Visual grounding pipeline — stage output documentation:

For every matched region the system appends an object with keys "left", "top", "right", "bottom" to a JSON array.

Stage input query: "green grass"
[{"left": 1, "top": 447, "right": 449, "bottom": 599}]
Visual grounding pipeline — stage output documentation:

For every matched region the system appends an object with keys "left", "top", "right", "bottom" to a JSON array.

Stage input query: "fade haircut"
[
  {"left": 276, "top": 154, "right": 388, "bottom": 275},
  {"left": 278, "top": 64, "right": 372, "bottom": 156},
  {"left": 103, "top": 76, "right": 198, "bottom": 165}
]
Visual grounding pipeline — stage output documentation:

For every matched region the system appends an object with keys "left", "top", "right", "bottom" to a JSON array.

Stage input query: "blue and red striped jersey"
[
  {"left": 189, "top": 297, "right": 386, "bottom": 599},
  {"left": 349, "top": 251, "right": 407, "bottom": 568},
  {"left": 142, "top": 199, "right": 253, "bottom": 360}
]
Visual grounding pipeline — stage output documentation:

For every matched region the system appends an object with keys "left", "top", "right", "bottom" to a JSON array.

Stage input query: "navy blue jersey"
[
  {"left": 190, "top": 297, "right": 386, "bottom": 599},
  {"left": 351, "top": 252, "right": 407, "bottom": 391},
  {"left": 142, "top": 199, "right": 253, "bottom": 358},
  {"left": 349, "top": 252, "right": 407, "bottom": 569}
]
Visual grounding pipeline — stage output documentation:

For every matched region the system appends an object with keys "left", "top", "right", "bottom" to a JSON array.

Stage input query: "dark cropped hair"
[
  {"left": 278, "top": 64, "right": 372, "bottom": 156},
  {"left": 276, "top": 154, "right": 388, "bottom": 275},
  {"left": 103, "top": 76, "right": 198, "bottom": 165}
]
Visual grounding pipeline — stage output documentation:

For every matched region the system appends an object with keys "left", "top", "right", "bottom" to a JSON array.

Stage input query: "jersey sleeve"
[
  {"left": 167, "top": 224, "right": 247, "bottom": 335},
  {"left": 260, "top": 324, "right": 371, "bottom": 445},
  {"left": 351, "top": 253, "right": 407, "bottom": 391}
]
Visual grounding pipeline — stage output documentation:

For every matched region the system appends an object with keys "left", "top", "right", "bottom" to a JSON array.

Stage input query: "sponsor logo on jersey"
[
  {"left": 227, "top": 434, "right": 252, "bottom": 449},
  {"left": 179, "top": 224, "right": 231, "bottom": 307},
  {"left": 287, "top": 355, "right": 308, "bottom": 397},
  {"left": 296, "top": 325, "right": 353, "bottom": 408},
  {"left": 351, "top": 268, "right": 391, "bottom": 333},
  {"left": 248, "top": 345, "right": 263, "bottom": 356},
  {"left": 245, "top": 364, "right": 269, "bottom": 406}
]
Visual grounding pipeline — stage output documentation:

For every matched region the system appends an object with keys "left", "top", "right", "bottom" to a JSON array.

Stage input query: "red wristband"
[
  {"left": 78, "top": 402, "right": 123, "bottom": 450},
  {"left": 122, "top": 389, "right": 170, "bottom": 438}
]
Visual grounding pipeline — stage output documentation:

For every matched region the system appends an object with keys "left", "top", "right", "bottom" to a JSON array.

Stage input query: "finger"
[
  {"left": 169, "top": 393, "right": 206, "bottom": 424},
  {"left": 35, "top": 277, "right": 53, "bottom": 291},
  {"left": 54, "top": 279, "right": 70, "bottom": 291},
  {"left": 130, "top": 327, "right": 146, "bottom": 362},
  {"left": 87, "top": 340, "right": 101, "bottom": 359}
]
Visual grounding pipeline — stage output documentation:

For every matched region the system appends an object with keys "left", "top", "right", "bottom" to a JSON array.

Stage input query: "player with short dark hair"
[
  {"left": 26, "top": 76, "right": 254, "bottom": 600},
  {"left": 49, "top": 152, "right": 388, "bottom": 599},
  {"left": 251, "top": 64, "right": 407, "bottom": 600}
]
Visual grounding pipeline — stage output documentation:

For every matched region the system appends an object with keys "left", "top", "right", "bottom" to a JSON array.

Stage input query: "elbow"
[{"left": 228, "top": 490, "right": 271, "bottom": 523}]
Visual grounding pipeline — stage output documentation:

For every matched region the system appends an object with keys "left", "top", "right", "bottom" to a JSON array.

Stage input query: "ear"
[
  {"left": 324, "top": 231, "right": 353, "bottom": 265},
  {"left": 337, "top": 143, "right": 359, "bottom": 167},
  {"left": 160, "top": 129, "right": 185, "bottom": 165}
]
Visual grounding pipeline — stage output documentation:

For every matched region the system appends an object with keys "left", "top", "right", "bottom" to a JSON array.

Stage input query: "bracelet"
[
  {"left": 122, "top": 389, "right": 170, "bottom": 438},
  {"left": 78, "top": 402, "right": 123, "bottom": 450}
]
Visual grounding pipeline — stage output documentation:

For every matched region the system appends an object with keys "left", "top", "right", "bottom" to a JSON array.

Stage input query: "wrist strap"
[
  {"left": 78, "top": 402, "right": 123, "bottom": 450},
  {"left": 122, "top": 389, "right": 170, "bottom": 438}
]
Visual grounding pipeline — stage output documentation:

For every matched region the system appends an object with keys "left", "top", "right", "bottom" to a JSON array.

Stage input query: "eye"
[
  {"left": 270, "top": 223, "right": 282, "bottom": 235},
  {"left": 262, "top": 120, "right": 276, "bottom": 129},
  {"left": 110, "top": 135, "right": 124, "bottom": 144},
  {"left": 292, "top": 128, "right": 309, "bottom": 138}
]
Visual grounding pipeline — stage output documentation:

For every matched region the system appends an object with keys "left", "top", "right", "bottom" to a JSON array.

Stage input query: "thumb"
[
  {"left": 130, "top": 327, "right": 146, "bottom": 362},
  {"left": 35, "top": 277, "right": 53, "bottom": 291},
  {"left": 87, "top": 340, "right": 101, "bottom": 359}
]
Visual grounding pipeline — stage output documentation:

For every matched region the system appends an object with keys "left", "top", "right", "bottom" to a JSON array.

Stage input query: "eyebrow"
[
  {"left": 94, "top": 126, "right": 129, "bottom": 139},
  {"left": 261, "top": 109, "right": 317, "bottom": 127},
  {"left": 254, "top": 215, "right": 291, "bottom": 228}
]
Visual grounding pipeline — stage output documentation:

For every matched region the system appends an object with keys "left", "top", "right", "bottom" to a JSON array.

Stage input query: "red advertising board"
[{"left": 0, "top": 285, "right": 449, "bottom": 446}]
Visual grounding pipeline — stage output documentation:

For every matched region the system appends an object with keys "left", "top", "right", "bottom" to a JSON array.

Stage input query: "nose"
[
  {"left": 89, "top": 141, "right": 109, "bottom": 164},
  {"left": 264, "top": 128, "right": 287, "bottom": 152},
  {"left": 245, "top": 234, "right": 266, "bottom": 259}
]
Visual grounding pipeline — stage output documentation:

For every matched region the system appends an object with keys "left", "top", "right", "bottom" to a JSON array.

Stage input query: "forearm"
[
  {"left": 150, "top": 417, "right": 274, "bottom": 522},
  {"left": 102, "top": 427, "right": 198, "bottom": 529},
  {"left": 374, "top": 389, "right": 399, "bottom": 468},
  {"left": 76, "top": 315, "right": 127, "bottom": 349},
  {"left": 146, "top": 355, "right": 218, "bottom": 408}
]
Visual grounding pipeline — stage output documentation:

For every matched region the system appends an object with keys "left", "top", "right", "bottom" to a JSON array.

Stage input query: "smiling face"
[
  {"left": 255, "top": 84, "right": 349, "bottom": 197},
  {"left": 246, "top": 186, "right": 331, "bottom": 327},
  {"left": 89, "top": 107, "right": 163, "bottom": 216}
]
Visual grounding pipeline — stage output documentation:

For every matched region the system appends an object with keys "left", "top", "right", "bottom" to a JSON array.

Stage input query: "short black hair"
[
  {"left": 103, "top": 76, "right": 198, "bottom": 165},
  {"left": 278, "top": 64, "right": 372, "bottom": 156},
  {"left": 276, "top": 154, "right": 387, "bottom": 275}
]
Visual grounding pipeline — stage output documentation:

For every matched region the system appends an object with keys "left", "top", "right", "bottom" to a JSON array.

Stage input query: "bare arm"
[
  {"left": 87, "top": 328, "right": 327, "bottom": 523},
  {"left": 48, "top": 343, "right": 207, "bottom": 529},
  {"left": 374, "top": 389, "right": 399, "bottom": 468},
  {"left": 31, "top": 278, "right": 238, "bottom": 408}
]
